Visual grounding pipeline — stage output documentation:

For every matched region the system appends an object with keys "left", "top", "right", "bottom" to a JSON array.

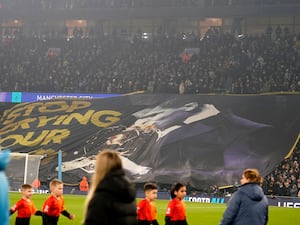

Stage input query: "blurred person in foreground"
[
  {"left": 219, "top": 168, "right": 268, "bottom": 225},
  {"left": 83, "top": 149, "right": 137, "bottom": 225},
  {"left": 0, "top": 149, "right": 10, "bottom": 225}
]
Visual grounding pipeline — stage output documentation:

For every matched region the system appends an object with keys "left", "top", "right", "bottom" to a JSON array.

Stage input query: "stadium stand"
[
  {"left": 0, "top": 28, "right": 299, "bottom": 94},
  {"left": 0, "top": 0, "right": 300, "bottom": 196},
  {"left": 263, "top": 142, "right": 300, "bottom": 197}
]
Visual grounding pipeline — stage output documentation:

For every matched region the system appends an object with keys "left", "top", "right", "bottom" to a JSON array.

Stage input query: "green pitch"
[{"left": 9, "top": 192, "right": 300, "bottom": 225}]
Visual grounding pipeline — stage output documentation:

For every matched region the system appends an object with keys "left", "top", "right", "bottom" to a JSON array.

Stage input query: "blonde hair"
[
  {"left": 49, "top": 179, "right": 63, "bottom": 191},
  {"left": 83, "top": 149, "right": 122, "bottom": 221},
  {"left": 243, "top": 168, "right": 263, "bottom": 184}
]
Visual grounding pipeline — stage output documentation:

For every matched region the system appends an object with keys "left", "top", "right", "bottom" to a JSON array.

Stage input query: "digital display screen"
[{"left": 0, "top": 92, "right": 121, "bottom": 103}]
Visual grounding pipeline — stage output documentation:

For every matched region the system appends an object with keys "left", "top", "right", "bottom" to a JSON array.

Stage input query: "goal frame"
[
  {"left": 10, "top": 152, "right": 30, "bottom": 184},
  {"left": 7, "top": 152, "right": 42, "bottom": 190}
]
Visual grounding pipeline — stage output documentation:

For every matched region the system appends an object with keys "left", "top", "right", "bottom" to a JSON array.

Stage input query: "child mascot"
[{"left": 0, "top": 149, "right": 10, "bottom": 225}]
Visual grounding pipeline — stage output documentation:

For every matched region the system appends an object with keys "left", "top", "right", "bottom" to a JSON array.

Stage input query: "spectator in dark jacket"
[
  {"left": 219, "top": 168, "right": 268, "bottom": 225},
  {"left": 83, "top": 149, "right": 137, "bottom": 225}
]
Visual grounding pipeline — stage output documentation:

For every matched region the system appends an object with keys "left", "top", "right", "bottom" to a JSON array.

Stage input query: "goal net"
[{"left": 6, "top": 153, "right": 42, "bottom": 191}]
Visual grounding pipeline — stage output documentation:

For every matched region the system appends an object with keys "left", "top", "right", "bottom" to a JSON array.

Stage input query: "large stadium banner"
[{"left": 0, "top": 94, "right": 299, "bottom": 189}]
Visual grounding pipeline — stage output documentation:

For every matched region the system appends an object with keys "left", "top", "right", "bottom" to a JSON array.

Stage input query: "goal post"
[{"left": 6, "top": 152, "right": 42, "bottom": 191}]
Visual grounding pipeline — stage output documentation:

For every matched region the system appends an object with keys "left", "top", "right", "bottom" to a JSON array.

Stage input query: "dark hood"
[
  {"left": 239, "top": 182, "right": 265, "bottom": 201},
  {"left": 97, "top": 169, "right": 136, "bottom": 203}
]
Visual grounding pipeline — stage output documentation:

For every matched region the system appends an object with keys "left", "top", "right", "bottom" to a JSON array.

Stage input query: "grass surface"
[{"left": 9, "top": 192, "right": 300, "bottom": 225}]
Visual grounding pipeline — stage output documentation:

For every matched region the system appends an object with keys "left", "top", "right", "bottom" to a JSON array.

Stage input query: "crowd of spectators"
[
  {"left": 1, "top": 25, "right": 300, "bottom": 94},
  {"left": 263, "top": 141, "right": 300, "bottom": 197},
  {"left": 1, "top": 24, "right": 300, "bottom": 197},
  {"left": 0, "top": 0, "right": 300, "bottom": 9}
]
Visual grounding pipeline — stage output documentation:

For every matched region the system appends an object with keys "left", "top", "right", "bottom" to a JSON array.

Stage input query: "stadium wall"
[
  {"left": 136, "top": 190, "right": 300, "bottom": 208},
  {"left": 40, "top": 185, "right": 300, "bottom": 208}
]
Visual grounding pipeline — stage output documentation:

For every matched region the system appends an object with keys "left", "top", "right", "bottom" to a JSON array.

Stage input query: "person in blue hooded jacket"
[
  {"left": 0, "top": 149, "right": 10, "bottom": 225},
  {"left": 219, "top": 168, "right": 268, "bottom": 225}
]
